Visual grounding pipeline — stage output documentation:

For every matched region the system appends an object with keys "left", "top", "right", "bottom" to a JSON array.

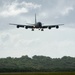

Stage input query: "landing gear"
[
  {"left": 41, "top": 29, "right": 44, "bottom": 31},
  {"left": 32, "top": 28, "right": 34, "bottom": 31},
  {"left": 39, "top": 29, "right": 40, "bottom": 30}
]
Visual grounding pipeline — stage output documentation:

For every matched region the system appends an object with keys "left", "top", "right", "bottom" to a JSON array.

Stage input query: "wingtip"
[
  {"left": 9, "top": 23, "right": 11, "bottom": 25},
  {"left": 9, "top": 23, "right": 14, "bottom": 25},
  {"left": 59, "top": 24, "right": 64, "bottom": 25}
]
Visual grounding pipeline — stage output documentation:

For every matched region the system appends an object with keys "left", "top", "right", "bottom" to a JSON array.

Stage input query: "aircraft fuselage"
[{"left": 35, "top": 22, "right": 42, "bottom": 28}]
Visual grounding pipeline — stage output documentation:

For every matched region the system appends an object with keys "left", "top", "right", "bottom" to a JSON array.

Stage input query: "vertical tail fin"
[{"left": 35, "top": 13, "right": 37, "bottom": 24}]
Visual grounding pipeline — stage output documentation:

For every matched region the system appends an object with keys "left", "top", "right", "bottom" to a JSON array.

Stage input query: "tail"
[{"left": 35, "top": 13, "right": 37, "bottom": 24}]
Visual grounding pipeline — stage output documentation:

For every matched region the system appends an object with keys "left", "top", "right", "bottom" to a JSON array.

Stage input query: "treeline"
[{"left": 0, "top": 55, "right": 75, "bottom": 72}]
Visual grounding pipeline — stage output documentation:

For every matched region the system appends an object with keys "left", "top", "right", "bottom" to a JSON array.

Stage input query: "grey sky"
[{"left": 0, "top": 0, "right": 75, "bottom": 58}]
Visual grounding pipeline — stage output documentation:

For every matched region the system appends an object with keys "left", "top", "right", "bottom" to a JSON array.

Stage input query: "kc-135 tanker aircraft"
[{"left": 10, "top": 14, "right": 64, "bottom": 31}]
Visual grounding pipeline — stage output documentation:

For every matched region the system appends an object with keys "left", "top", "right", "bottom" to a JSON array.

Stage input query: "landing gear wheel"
[
  {"left": 32, "top": 28, "right": 34, "bottom": 31},
  {"left": 41, "top": 29, "right": 44, "bottom": 31}
]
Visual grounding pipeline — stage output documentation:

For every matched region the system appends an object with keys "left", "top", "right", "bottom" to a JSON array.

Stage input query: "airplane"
[{"left": 9, "top": 14, "right": 64, "bottom": 31}]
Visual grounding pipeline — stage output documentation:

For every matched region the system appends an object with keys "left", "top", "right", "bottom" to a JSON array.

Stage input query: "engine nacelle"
[
  {"left": 56, "top": 26, "right": 59, "bottom": 29},
  {"left": 25, "top": 26, "right": 28, "bottom": 29},
  {"left": 48, "top": 26, "right": 51, "bottom": 29},
  {"left": 17, "top": 25, "right": 19, "bottom": 28}
]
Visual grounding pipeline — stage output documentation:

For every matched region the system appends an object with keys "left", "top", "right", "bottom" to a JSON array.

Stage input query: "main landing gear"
[
  {"left": 32, "top": 28, "right": 34, "bottom": 31},
  {"left": 41, "top": 29, "right": 44, "bottom": 31},
  {"left": 31, "top": 28, "right": 44, "bottom": 31}
]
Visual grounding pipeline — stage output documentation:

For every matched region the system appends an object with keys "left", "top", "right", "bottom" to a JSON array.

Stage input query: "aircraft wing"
[
  {"left": 42, "top": 24, "right": 64, "bottom": 28},
  {"left": 9, "top": 23, "right": 34, "bottom": 28}
]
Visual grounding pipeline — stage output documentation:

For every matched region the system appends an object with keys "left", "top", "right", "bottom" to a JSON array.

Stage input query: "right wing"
[
  {"left": 9, "top": 23, "right": 35, "bottom": 28},
  {"left": 42, "top": 24, "right": 64, "bottom": 29}
]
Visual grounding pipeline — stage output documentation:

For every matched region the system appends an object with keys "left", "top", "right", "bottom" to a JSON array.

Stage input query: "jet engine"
[
  {"left": 25, "top": 26, "right": 28, "bottom": 29},
  {"left": 56, "top": 26, "right": 59, "bottom": 29},
  {"left": 17, "top": 25, "right": 19, "bottom": 28},
  {"left": 48, "top": 26, "right": 51, "bottom": 29}
]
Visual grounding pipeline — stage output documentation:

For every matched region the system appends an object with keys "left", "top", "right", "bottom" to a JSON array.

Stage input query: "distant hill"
[{"left": 0, "top": 55, "right": 75, "bottom": 72}]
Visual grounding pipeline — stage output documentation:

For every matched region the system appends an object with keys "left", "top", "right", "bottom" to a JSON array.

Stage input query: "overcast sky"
[{"left": 0, "top": 0, "right": 75, "bottom": 58}]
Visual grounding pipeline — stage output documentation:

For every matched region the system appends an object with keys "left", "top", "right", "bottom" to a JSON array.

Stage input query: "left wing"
[
  {"left": 9, "top": 23, "right": 35, "bottom": 28},
  {"left": 42, "top": 24, "right": 64, "bottom": 29}
]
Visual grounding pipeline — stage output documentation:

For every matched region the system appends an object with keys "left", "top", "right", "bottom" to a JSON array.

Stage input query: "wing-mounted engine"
[
  {"left": 25, "top": 26, "right": 28, "bottom": 29},
  {"left": 56, "top": 25, "right": 59, "bottom": 29},
  {"left": 48, "top": 26, "right": 51, "bottom": 29},
  {"left": 17, "top": 25, "right": 19, "bottom": 28}
]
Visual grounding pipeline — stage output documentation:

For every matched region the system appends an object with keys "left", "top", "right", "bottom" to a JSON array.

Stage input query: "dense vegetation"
[{"left": 0, "top": 55, "right": 75, "bottom": 72}]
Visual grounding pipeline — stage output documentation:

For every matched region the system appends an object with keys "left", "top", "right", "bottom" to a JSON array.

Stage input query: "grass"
[{"left": 0, "top": 72, "right": 75, "bottom": 75}]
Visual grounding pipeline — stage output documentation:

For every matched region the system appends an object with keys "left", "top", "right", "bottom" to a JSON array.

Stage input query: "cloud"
[
  {"left": 33, "top": 0, "right": 75, "bottom": 25},
  {"left": 0, "top": 1, "right": 41, "bottom": 17},
  {"left": 60, "top": 7, "right": 74, "bottom": 16},
  {"left": 0, "top": 27, "right": 75, "bottom": 58},
  {"left": 0, "top": 29, "right": 41, "bottom": 57},
  {"left": 57, "top": 0, "right": 74, "bottom": 17}
]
